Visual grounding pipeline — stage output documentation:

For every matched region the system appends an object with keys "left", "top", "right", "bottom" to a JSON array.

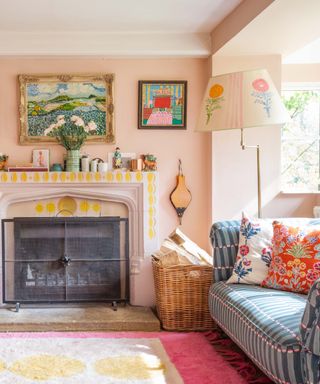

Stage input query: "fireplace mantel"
[{"left": 0, "top": 171, "right": 159, "bottom": 306}]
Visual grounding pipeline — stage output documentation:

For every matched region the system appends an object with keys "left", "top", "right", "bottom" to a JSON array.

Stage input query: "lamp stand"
[{"left": 240, "top": 129, "right": 262, "bottom": 218}]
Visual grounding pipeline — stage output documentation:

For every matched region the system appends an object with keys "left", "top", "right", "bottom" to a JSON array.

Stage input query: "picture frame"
[
  {"left": 18, "top": 73, "right": 115, "bottom": 145},
  {"left": 138, "top": 80, "right": 187, "bottom": 129},
  {"left": 107, "top": 152, "right": 137, "bottom": 170},
  {"left": 32, "top": 149, "right": 50, "bottom": 169}
]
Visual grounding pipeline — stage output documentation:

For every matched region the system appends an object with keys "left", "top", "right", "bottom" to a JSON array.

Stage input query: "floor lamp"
[{"left": 196, "top": 69, "right": 290, "bottom": 218}]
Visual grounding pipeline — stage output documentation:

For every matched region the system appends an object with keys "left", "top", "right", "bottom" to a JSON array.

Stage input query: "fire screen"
[{"left": 2, "top": 217, "right": 129, "bottom": 304}]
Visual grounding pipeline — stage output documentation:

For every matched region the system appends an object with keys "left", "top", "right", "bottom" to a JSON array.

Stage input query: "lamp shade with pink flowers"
[{"left": 196, "top": 68, "right": 290, "bottom": 132}]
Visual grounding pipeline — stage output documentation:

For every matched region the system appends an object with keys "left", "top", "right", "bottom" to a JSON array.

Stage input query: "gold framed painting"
[{"left": 18, "top": 73, "right": 115, "bottom": 144}]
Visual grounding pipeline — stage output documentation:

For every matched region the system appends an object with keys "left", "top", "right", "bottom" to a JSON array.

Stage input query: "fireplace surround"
[{"left": 0, "top": 171, "right": 159, "bottom": 306}]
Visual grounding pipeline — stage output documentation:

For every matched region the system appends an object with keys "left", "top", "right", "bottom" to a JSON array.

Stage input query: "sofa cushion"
[
  {"left": 262, "top": 222, "right": 320, "bottom": 294},
  {"left": 226, "top": 213, "right": 272, "bottom": 285},
  {"left": 210, "top": 282, "right": 306, "bottom": 348}
]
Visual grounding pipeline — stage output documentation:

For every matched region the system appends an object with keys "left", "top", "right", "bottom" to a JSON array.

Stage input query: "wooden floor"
[{"left": 0, "top": 304, "right": 161, "bottom": 332}]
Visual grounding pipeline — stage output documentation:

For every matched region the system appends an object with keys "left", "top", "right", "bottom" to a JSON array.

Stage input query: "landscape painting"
[
  {"left": 138, "top": 80, "right": 187, "bottom": 129},
  {"left": 19, "top": 74, "right": 115, "bottom": 144}
]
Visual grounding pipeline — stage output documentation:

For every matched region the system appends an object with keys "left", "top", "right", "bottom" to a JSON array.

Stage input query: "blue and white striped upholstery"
[
  {"left": 209, "top": 220, "right": 320, "bottom": 384},
  {"left": 210, "top": 220, "right": 240, "bottom": 282},
  {"left": 209, "top": 282, "right": 306, "bottom": 383},
  {"left": 300, "top": 278, "right": 320, "bottom": 384}
]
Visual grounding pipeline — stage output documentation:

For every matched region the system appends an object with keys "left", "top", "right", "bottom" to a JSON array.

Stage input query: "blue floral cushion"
[{"left": 226, "top": 213, "right": 272, "bottom": 285}]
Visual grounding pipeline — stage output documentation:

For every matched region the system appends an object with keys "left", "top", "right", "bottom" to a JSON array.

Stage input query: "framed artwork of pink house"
[{"left": 138, "top": 80, "right": 187, "bottom": 129}]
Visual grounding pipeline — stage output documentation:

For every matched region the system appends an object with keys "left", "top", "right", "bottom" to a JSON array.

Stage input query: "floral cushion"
[
  {"left": 261, "top": 222, "right": 320, "bottom": 294},
  {"left": 226, "top": 213, "right": 273, "bottom": 285}
]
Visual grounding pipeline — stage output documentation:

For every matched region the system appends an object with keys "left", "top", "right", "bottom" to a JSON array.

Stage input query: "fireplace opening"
[{"left": 2, "top": 217, "right": 129, "bottom": 305}]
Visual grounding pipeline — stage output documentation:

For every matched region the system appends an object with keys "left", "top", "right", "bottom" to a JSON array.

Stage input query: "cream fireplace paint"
[{"left": 0, "top": 170, "right": 159, "bottom": 306}]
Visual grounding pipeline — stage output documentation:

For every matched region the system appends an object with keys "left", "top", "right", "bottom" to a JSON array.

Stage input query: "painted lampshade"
[{"left": 196, "top": 68, "right": 290, "bottom": 132}]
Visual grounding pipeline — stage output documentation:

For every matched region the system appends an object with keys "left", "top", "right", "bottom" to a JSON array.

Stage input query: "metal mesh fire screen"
[{"left": 1, "top": 217, "right": 129, "bottom": 304}]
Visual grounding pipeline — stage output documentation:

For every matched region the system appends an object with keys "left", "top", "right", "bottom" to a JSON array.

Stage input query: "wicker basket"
[{"left": 152, "top": 256, "right": 215, "bottom": 331}]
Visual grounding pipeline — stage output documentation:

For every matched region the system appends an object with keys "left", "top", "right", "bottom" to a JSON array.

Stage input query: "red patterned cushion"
[{"left": 261, "top": 222, "right": 320, "bottom": 294}]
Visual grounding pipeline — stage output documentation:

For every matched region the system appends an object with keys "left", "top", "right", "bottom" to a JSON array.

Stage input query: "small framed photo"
[
  {"left": 32, "top": 149, "right": 50, "bottom": 169},
  {"left": 138, "top": 80, "right": 187, "bottom": 129},
  {"left": 108, "top": 151, "right": 137, "bottom": 170}
]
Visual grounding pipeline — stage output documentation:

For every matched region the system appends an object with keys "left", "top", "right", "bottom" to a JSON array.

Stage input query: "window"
[{"left": 281, "top": 84, "right": 320, "bottom": 192}]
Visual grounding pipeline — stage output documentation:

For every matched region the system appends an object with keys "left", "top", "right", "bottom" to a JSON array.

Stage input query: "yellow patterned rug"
[{"left": 0, "top": 336, "right": 183, "bottom": 383}]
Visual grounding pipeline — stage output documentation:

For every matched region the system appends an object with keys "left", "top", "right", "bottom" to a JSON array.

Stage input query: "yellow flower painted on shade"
[
  {"left": 77, "top": 172, "right": 83, "bottom": 182},
  {"left": 9, "top": 354, "right": 85, "bottom": 380},
  {"left": 1, "top": 173, "right": 8, "bottom": 182},
  {"left": 209, "top": 83, "right": 224, "bottom": 98},
  {"left": 70, "top": 172, "right": 76, "bottom": 182},
  {"left": 206, "top": 83, "right": 225, "bottom": 125},
  {"left": 35, "top": 203, "right": 44, "bottom": 214},
  {"left": 46, "top": 202, "right": 55, "bottom": 214},
  {"left": 95, "top": 173, "right": 101, "bottom": 182},
  {"left": 95, "top": 356, "right": 164, "bottom": 380},
  {"left": 106, "top": 171, "right": 113, "bottom": 182},
  {"left": 148, "top": 184, "right": 154, "bottom": 193},
  {"left": 86, "top": 173, "right": 92, "bottom": 182},
  {"left": 60, "top": 173, "right": 66, "bottom": 182},
  {"left": 80, "top": 200, "right": 90, "bottom": 213},
  {"left": 149, "top": 228, "right": 155, "bottom": 239},
  {"left": 149, "top": 206, "right": 154, "bottom": 216}
]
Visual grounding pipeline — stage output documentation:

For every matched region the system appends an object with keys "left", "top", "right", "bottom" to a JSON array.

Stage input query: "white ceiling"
[
  {"left": 0, "top": 0, "right": 242, "bottom": 56},
  {"left": 284, "top": 38, "right": 320, "bottom": 64},
  {"left": 214, "top": 0, "right": 320, "bottom": 64},
  {"left": 0, "top": 0, "right": 241, "bottom": 33}
]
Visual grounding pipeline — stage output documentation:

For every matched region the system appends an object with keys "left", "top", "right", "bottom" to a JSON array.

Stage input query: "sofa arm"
[
  {"left": 210, "top": 220, "right": 240, "bottom": 282},
  {"left": 300, "top": 278, "right": 320, "bottom": 356}
]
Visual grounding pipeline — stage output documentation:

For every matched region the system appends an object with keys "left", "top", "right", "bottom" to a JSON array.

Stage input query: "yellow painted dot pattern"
[
  {"left": 0, "top": 360, "right": 5, "bottom": 373},
  {"left": 9, "top": 354, "right": 85, "bottom": 381},
  {"left": 147, "top": 172, "right": 156, "bottom": 239},
  {"left": 95, "top": 355, "right": 165, "bottom": 380}
]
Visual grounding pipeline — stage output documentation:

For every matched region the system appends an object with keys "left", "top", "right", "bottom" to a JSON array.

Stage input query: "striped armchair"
[{"left": 209, "top": 220, "right": 320, "bottom": 384}]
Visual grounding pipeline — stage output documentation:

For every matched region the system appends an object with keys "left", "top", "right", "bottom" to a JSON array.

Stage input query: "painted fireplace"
[
  {"left": 0, "top": 171, "right": 159, "bottom": 306},
  {"left": 2, "top": 217, "right": 129, "bottom": 305}
]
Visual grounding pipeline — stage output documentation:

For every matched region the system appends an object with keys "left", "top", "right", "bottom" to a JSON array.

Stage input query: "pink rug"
[
  {"left": 205, "top": 329, "right": 272, "bottom": 384},
  {"left": 0, "top": 332, "right": 246, "bottom": 383}
]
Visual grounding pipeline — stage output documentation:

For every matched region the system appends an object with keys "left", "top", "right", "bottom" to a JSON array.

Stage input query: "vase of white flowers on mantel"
[{"left": 46, "top": 115, "right": 97, "bottom": 172}]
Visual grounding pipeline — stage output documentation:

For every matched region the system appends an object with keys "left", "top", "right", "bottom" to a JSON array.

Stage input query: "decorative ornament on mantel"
[
  {"left": 170, "top": 159, "right": 192, "bottom": 225},
  {"left": 0, "top": 154, "right": 8, "bottom": 171}
]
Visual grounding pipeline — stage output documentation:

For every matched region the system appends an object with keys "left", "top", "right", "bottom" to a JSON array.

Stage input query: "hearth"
[{"left": 2, "top": 217, "right": 129, "bottom": 307}]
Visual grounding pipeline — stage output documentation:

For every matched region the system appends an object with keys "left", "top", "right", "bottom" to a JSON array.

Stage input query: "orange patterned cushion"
[{"left": 261, "top": 222, "right": 320, "bottom": 294}]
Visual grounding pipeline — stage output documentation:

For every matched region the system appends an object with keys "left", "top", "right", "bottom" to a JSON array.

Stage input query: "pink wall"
[{"left": 0, "top": 57, "right": 212, "bottom": 250}]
